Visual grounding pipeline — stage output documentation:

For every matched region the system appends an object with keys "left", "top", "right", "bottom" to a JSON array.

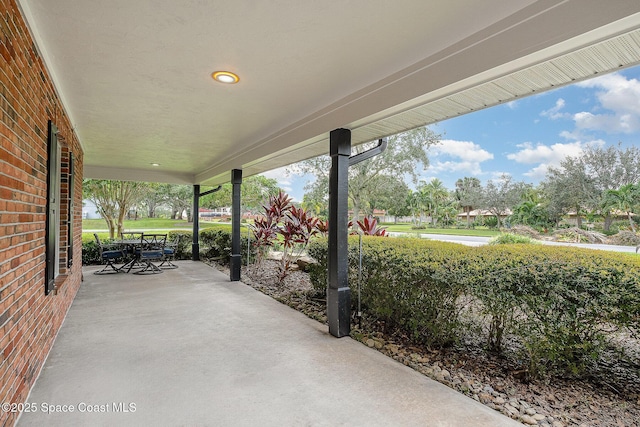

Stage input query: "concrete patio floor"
[{"left": 19, "top": 261, "right": 522, "bottom": 427}]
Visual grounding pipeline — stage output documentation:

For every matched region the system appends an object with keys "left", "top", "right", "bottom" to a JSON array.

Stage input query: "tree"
[
  {"left": 201, "top": 175, "right": 282, "bottom": 215},
  {"left": 418, "top": 178, "right": 449, "bottom": 226},
  {"left": 438, "top": 198, "right": 460, "bottom": 227},
  {"left": 542, "top": 156, "right": 597, "bottom": 228},
  {"left": 481, "top": 174, "right": 529, "bottom": 228},
  {"left": 164, "top": 185, "right": 193, "bottom": 220},
  {"left": 407, "top": 190, "right": 423, "bottom": 225},
  {"left": 301, "top": 189, "right": 328, "bottom": 219},
  {"left": 509, "top": 188, "right": 551, "bottom": 229},
  {"left": 83, "top": 179, "right": 146, "bottom": 239},
  {"left": 365, "top": 175, "right": 410, "bottom": 221},
  {"left": 602, "top": 183, "right": 640, "bottom": 232},
  {"left": 581, "top": 144, "right": 640, "bottom": 230},
  {"left": 137, "top": 182, "right": 167, "bottom": 218},
  {"left": 454, "top": 177, "right": 482, "bottom": 227},
  {"left": 297, "top": 126, "right": 440, "bottom": 223}
]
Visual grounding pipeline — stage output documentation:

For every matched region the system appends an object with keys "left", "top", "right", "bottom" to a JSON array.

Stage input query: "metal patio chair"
[
  {"left": 93, "top": 233, "right": 125, "bottom": 275},
  {"left": 158, "top": 234, "right": 180, "bottom": 269},
  {"left": 134, "top": 233, "right": 167, "bottom": 274}
]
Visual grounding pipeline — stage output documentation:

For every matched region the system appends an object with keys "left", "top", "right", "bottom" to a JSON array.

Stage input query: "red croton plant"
[
  {"left": 355, "top": 215, "right": 388, "bottom": 236},
  {"left": 251, "top": 191, "right": 325, "bottom": 281},
  {"left": 251, "top": 192, "right": 386, "bottom": 282}
]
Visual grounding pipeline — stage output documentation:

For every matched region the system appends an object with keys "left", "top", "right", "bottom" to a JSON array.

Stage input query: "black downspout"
[
  {"left": 230, "top": 169, "right": 242, "bottom": 281},
  {"left": 193, "top": 184, "right": 222, "bottom": 261},
  {"left": 327, "top": 128, "right": 352, "bottom": 337}
]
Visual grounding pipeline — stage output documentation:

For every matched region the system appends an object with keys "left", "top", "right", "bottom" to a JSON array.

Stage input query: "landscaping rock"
[
  {"left": 493, "top": 396, "right": 506, "bottom": 405},
  {"left": 520, "top": 415, "right": 539, "bottom": 425}
]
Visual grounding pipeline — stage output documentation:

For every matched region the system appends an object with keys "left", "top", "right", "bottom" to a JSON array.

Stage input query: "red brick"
[{"left": 0, "top": 1, "right": 84, "bottom": 424}]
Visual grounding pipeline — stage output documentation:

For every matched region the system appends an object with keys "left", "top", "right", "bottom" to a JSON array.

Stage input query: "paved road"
[{"left": 389, "top": 232, "right": 638, "bottom": 253}]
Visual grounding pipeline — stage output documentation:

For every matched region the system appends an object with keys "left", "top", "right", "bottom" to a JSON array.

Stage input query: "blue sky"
[{"left": 263, "top": 65, "right": 640, "bottom": 201}]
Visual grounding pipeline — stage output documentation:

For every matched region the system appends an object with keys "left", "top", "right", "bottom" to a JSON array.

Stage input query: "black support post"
[
  {"left": 192, "top": 185, "right": 200, "bottom": 261},
  {"left": 327, "top": 128, "right": 351, "bottom": 337},
  {"left": 230, "top": 169, "right": 242, "bottom": 281}
]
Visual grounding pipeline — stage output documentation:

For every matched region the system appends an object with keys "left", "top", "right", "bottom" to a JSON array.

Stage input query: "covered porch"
[{"left": 19, "top": 262, "right": 520, "bottom": 426}]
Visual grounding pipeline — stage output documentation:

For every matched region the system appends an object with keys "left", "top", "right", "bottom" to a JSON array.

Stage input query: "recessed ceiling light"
[
  {"left": 211, "top": 71, "right": 240, "bottom": 84},
  {"left": 151, "top": 163, "right": 160, "bottom": 167}
]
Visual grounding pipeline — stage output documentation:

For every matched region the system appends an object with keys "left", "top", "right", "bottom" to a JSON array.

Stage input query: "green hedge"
[
  {"left": 466, "top": 245, "right": 640, "bottom": 376},
  {"left": 82, "top": 227, "right": 256, "bottom": 265},
  {"left": 308, "top": 237, "right": 640, "bottom": 377},
  {"left": 309, "top": 237, "right": 472, "bottom": 347}
]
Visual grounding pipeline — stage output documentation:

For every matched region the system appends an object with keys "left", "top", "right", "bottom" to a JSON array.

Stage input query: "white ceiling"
[{"left": 17, "top": 0, "right": 640, "bottom": 186}]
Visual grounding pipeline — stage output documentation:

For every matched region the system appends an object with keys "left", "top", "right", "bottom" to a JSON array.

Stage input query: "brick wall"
[{"left": 1, "top": 1, "right": 84, "bottom": 425}]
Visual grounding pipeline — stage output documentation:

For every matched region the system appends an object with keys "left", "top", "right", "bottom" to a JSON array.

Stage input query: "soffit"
[{"left": 16, "top": 0, "right": 640, "bottom": 185}]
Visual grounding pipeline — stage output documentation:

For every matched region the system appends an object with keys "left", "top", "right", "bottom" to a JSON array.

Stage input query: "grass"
[
  {"left": 83, "top": 218, "right": 499, "bottom": 238},
  {"left": 82, "top": 218, "right": 231, "bottom": 230},
  {"left": 383, "top": 223, "right": 500, "bottom": 237}
]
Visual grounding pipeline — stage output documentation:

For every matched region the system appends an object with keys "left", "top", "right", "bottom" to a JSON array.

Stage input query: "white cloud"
[
  {"left": 540, "top": 98, "right": 568, "bottom": 120},
  {"left": 507, "top": 141, "right": 584, "bottom": 164},
  {"left": 428, "top": 139, "right": 493, "bottom": 175},
  {"left": 506, "top": 140, "right": 605, "bottom": 179},
  {"left": 572, "top": 73, "right": 640, "bottom": 134},
  {"left": 522, "top": 164, "right": 551, "bottom": 179},
  {"left": 260, "top": 167, "right": 293, "bottom": 193}
]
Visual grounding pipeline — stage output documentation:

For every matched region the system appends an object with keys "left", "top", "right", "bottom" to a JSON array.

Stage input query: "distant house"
[
  {"left": 564, "top": 210, "right": 635, "bottom": 226},
  {"left": 199, "top": 207, "right": 231, "bottom": 219},
  {"left": 82, "top": 199, "right": 102, "bottom": 219},
  {"left": 456, "top": 209, "right": 512, "bottom": 222},
  {"left": 348, "top": 209, "right": 387, "bottom": 220}
]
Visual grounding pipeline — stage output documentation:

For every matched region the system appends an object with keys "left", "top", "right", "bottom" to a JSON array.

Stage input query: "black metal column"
[
  {"left": 192, "top": 184, "right": 200, "bottom": 261},
  {"left": 328, "top": 128, "right": 351, "bottom": 337},
  {"left": 230, "top": 169, "right": 242, "bottom": 281}
]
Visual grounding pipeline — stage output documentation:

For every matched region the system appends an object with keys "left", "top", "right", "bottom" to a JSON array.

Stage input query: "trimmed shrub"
[
  {"left": 309, "top": 237, "right": 471, "bottom": 347},
  {"left": 309, "top": 236, "right": 640, "bottom": 378},
  {"left": 199, "top": 227, "right": 255, "bottom": 264},
  {"left": 82, "top": 232, "right": 113, "bottom": 265},
  {"left": 489, "top": 233, "right": 535, "bottom": 245},
  {"left": 466, "top": 245, "right": 640, "bottom": 377},
  {"left": 81, "top": 226, "right": 256, "bottom": 265},
  {"left": 167, "top": 231, "right": 193, "bottom": 259}
]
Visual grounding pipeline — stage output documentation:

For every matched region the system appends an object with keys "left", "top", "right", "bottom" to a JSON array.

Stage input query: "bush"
[
  {"left": 82, "top": 232, "right": 112, "bottom": 265},
  {"left": 466, "top": 246, "right": 640, "bottom": 377},
  {"left": 167, "top": 231, "right": 193, "bottom": 259},
  {"left": 199, "top": 227, "right": 255, "bottom": 264},
  {"left": 489, "top": 233, "right": 535, "bottom": 245},
  {"left": 81, "top": 226, "right": 256, "bottom": 265},
  {"left": 309, "top": 236, "right": 640, "bottom": 378},
  {"left": 309, "top": 237, "right": 471, "bottom": 347}
]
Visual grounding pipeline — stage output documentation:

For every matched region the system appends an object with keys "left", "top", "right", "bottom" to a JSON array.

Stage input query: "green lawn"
[
  {"left": 382, "top": 223, "right": 500, "bottom": 237},
  {"left": 82, "top": 218, "right": 498, "bottom": 238},
  {"left": 82, "top": 218, "right": 230, "bottom": 231}
]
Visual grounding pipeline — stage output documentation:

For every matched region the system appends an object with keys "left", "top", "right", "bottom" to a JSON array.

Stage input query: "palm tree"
[
  {"left": 603, "top": 183, "right": 640, "bottom": 232},
  {"left": 407, "top": 190, "right": 423, "bottom": 225},
  {"left": 419, "top": 179, "right": 449, "bottom": 226}
]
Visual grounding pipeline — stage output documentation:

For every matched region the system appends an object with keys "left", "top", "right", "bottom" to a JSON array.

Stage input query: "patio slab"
[{"left": 19, "top": 261, "right": 522, "bottom": 426}]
